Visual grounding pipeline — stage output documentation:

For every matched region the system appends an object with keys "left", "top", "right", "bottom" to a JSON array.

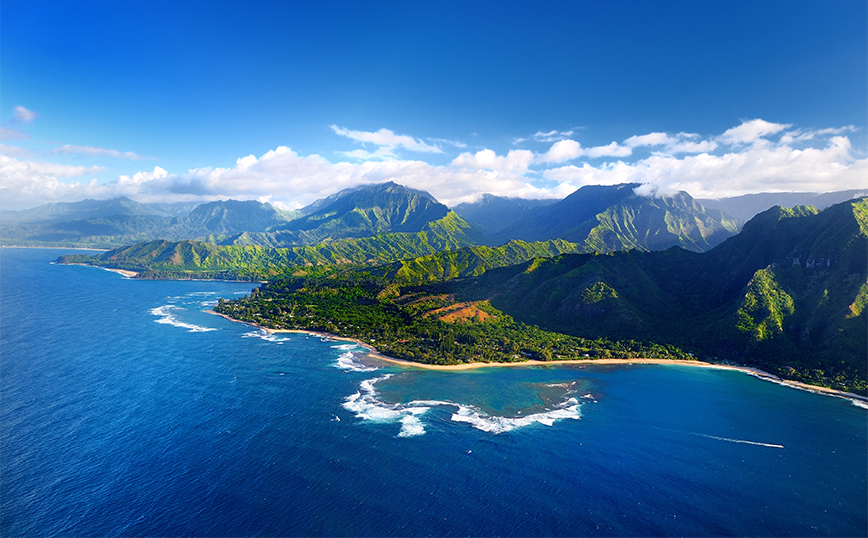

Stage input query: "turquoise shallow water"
[{"left": 1, "top": 248, "right": 866, "bottom": 537}]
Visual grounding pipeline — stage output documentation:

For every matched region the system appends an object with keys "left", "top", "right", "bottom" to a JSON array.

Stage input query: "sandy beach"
[
  {"left": 61, "top": 262, "right": 138, "bottom": 278},
  {"left": 207, "top": 311, "right": 868, "bottom": 405}
]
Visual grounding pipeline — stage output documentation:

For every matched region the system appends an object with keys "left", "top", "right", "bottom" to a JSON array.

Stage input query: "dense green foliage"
[
  {"left": 463, "top": 199, "right": 868, "bottom": 393},
  {"left": 56, "top": 211, "right": 480, "bottom": 280},
  {"left": 214, "top": 198, "right": 867, "bottom": 393},
  {"left": 215, "top": 273, "right": 692, "bottom": 366}
]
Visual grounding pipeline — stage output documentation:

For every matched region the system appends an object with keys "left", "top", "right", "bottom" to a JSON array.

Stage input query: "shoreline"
[
  {"left": 206, "top": 311, "right": 868, "bottom": 405},
  {"left": 62, "top": 262, "right": 139, "bottom": 278},
  {"left": 2, "top": 245, "right": 110, "bottom": 251}
]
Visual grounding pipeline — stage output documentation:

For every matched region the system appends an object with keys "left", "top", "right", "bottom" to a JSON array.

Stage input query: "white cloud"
[
  {"left": 12, "top": 106, "right": 37, "bottom": 124},
  {"left": 3, "top": 118, "right": 864, "bottom": 211},
  {"left": 543, "top": 133, "right": 867, "bottom": 198},
  {"left": 331, "top": 125, "right": 442, "bottom": 154},
  {"left": 0, "top": 144, "right": 32, "bottom": 159},
  {"left": 451, "top": 149, "right": 535, "bottom": 172},
  {"left": 0, "top": 127, "right": 28, "bottom": 140},
  {"left": 719, "top": 119, "right": 791, "bottom": 145},
  {"left": 536, "top": 140, "right": 583, "bottom": 163},
  {"left": 53, "top": 144, "right": 148, "bottom": 160},
  {"left": 585, "top": 141, "right": 632, "bottom": 158},
  {"left": 0, "top": 155, "right": 106, "bottom": 209},
  {"left": 513, "top": 129, "right": 576, "bottom": 144},
  {"left": 624, "top": 132, "right": 718, "bottom": 154}
]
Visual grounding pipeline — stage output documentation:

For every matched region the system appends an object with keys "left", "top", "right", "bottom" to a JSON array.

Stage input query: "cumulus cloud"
[
  {"left": 536, "top": 140, "right": 583, "bottom": 163},
  {"left": 0, "top": 155, "right": 106, "bottom": 209},
  {"left": 585, "top": 141, "right": 632, "bottom": 158},
  {"left": 624, "top": 131, "right": 718, "bottom": 154},
  {"left": 719, "top": 118, "right": 791, "bottom": 145},
  {"left": 544, "top": 132, "right": 867, "bottom": 198},
  {"left": 12, "top": 106, "right": 37, "bottom": 124},
  {"left": 3, "top": 118, "right": 864, "bottom": 210},
  {"left": 331, "top": 125, "right": 442, "bottom": 155},
  {"left": 53, "top": 144, "right": 149, "bottom": 160},
  {"left": 451, "top": 149, "right": 535, "bottom": 172}
]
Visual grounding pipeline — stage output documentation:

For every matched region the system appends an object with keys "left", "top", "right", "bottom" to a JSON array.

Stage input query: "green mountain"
[
  {"left": 490, "top": 183, "right": 742, "bottom": 252},
  {"left": 221, "top": 182, "right": 459, "bottom": 247},
  {"left": 175, "top": 199, "right": 293, "bottom": 237},
  {"left": 698, "top": 189, "right": 868, "bottom": 221},
  {"left": 457, "top": 198, "right": 867, "bottom": 391},
  {"left": 56, "top": 211, "right": 480, "bottom": 280},
  {"left": 1, "top": 198, "right": 298, "bottom": 248},
  {"left": 0, "top": 196, "right": 170, "bottom": 222},
  {"left": 199, "top": 197, "right": 867, "bottom": 392},
  {"left": 453, "top": 194, "right": 558, "bottom": 234}
]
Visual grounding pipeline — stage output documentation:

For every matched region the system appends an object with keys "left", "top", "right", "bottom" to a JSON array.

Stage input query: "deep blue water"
[{"left": 1, "top": 247, "right": 866, "bottom": 537}]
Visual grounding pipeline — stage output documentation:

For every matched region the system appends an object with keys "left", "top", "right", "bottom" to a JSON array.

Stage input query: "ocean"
[{"left": 1, "top": 247, "right": 866, "bottom": 537}]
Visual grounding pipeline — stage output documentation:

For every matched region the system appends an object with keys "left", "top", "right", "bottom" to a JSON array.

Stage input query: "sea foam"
[
  {"left": 242, "top": 329, "right": 290, "bottom": 344},
  {"left": 335, "top": 351, "right": 378, "bottom": 372},
  {"left": 342, "top": 375, "right": 582, "bottom": 437},
  {"left": 150, "top": 305, "right": 216, "bottom": 332},
  {"left": 450, "top": 398, "right": 582, "bottom": 434}
]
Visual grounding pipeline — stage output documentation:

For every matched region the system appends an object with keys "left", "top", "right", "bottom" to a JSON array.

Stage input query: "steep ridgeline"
[
  {"left": 0, "top": 196, "right": 175, "bottom": 222},
  {"left": 177, "top": 199, "right": 296, "bottom": 240},
  {"left": 459, "top": 198, "right": 867, "bottom": 392},
  {"left": 220, "top": 182, "right": 465, "bottom": 247},
  {"left": 488, "top": 183, "right": 741, "bottom": 252},
  {"left": 452, "top": 194, "right": 558, "bottom": 234},
  {"left": 1, "top": 198, "right": 295, "bottom": 248},
  {"left": 56, "top": 211, "right": 479, "bottom": 280},
  {"left": 699, "top": 189, "right": 868, "bottom": 221}
]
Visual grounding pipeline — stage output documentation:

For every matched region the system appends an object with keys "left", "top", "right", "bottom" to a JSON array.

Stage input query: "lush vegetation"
[
  {"left": 56, "top": 211, "right": 480, "bottom": 280},
  {"left": 44, "top": 183, "right": 866, "bottom": 394},
  {"left": 215, "top": 272, "right": 692, "bottom": 366},
  {"left": 486, "top": 183, "right": 741, "bottom": 251},
  {"left": 216, "top": 198, "right": 867, "bottom": 393}
]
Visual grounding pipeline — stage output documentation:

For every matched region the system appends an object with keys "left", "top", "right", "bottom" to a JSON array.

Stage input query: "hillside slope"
[
  {"left": 489, "top": 183, "right": 741, "bottom": 251},
  {"left": 465, "top": 198, "right": 867, "bottom": 391}
]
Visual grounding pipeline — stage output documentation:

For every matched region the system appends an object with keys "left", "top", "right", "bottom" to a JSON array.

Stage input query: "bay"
[{"left": 1, "top": 248, "right": 865, "bottom": 537}]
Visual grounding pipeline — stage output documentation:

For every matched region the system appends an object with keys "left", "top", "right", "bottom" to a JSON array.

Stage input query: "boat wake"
[{"left": 691, "top": 432, "right": 783, "bottom": 449}]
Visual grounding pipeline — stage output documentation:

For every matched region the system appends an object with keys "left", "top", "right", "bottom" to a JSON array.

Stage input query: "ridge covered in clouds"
[{"left": 1, "top": 119, "right": 865, "bottom": 210}]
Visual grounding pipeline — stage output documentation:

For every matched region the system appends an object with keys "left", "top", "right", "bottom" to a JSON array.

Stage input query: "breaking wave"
[
  {"left": 335, "top": 351, "right": 379, "bottom": 372},
  {"left": 150, "top": 305, "right": 216, "bottom": 332},
  {"left": 342, "top": 375, "right": 431, "bottom": 437},
  {"left": 242, "top": 329, "right": 290, "bottom": 343},
  {"left": 342, "top": 375, "right": 582, "bottom": 437},
  {"left": 450, "top": 398, "right": 582, "bottom": 434}
]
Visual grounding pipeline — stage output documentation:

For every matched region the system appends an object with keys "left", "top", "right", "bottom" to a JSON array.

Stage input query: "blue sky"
[{"left": 1, "top": 0, "right": 866, "bottom": 210}]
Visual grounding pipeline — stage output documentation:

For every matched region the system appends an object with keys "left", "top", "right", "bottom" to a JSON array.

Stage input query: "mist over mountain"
[
  {"left": 698, "top": 189, "right": 868, "bottom": 221},
  {"left": 486, "top": 183, "right": 741, "bottom": 252},
  {"left": 453, "top": 194, "right": 558, "bottom": 234}
]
